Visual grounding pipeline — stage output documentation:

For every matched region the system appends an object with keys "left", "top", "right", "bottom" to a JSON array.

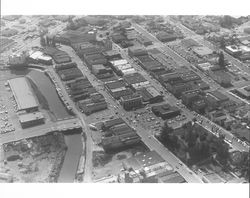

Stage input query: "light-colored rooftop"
[
  {"left": 192, "top": 46, "right": 213, "bottom": 57},
  {"left": 110, "top": 59, "right": 128, "bottom": 66},
  {"left": 8, "top": 77, "right": 38, "bottom": 111},
  {"left": 19, "top": 112, "right": 44, "bottom": 123},
  {"left": 29, "top": 50, "right": 52, "bottom": 61}
]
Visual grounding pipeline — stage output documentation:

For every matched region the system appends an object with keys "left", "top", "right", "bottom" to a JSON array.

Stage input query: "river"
[
  {"left": 58, "top": 133, "right": 83, "bottom": 183},
  {"left": 27, "top": 69, "right": 72, "bottom": 120}
]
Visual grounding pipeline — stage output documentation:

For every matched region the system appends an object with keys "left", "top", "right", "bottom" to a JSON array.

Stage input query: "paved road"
[
  {"left": 131, "top": 22, "right": 249, "bottom": 153},
  {"left": 61, "top": 44, "right": 204, "bottom": 183},
  {"left": 0, "top": 117, "right": 81, "bottom": 145}
]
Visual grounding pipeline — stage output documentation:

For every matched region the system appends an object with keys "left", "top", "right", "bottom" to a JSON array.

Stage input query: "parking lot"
[
  {"left": 0, "top": 82, "right": 17, "bottom": 135},
  {"left": 0, "top": 71, "right": 53, "bottom": 136}
]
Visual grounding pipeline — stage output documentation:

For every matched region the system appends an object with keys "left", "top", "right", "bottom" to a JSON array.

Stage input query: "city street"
[
  {"left": 131, "top": 22, "right": 249, "bottom": 152},
  {"left": 0, "top": 117, "right": 80, "bottom": 145},
  {"left": 60, "top": 44, "right": 204, "bottom": 183}
]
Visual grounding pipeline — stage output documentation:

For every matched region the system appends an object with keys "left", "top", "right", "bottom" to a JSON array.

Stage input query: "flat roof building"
[
  {"left": 120, "top": 94, "right": 143, "bottom": 111},
  {"left": 137, "top": 86, "right": 163, "bottom": 104},
  {"left": 123, "top": 72, "right": 149, "bottom": 88},
  {"left": 19, "top": 112, "right": 44, "bottom": 128},
  {"left": 152, "top": 103, "right": 181, "bottom": 120},
  {"left": 192, "top": 46, "right": 213, "bottom": 57},
  {"left": 8, "top": 77, "right": 38, "bottom": 112}
]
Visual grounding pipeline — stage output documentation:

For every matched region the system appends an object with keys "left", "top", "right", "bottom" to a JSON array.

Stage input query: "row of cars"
[
  {"left": 168, "top": 44, "right": 202, "bottom": 64},
  {"left": 46, "top": 70, "right": 73, "bottom": 112},
  {"left": 195, "top": 112, "right": 250, "bottom": 148},
  {"left": 0, "top": 99, "right": 15, "bottom": 134}
]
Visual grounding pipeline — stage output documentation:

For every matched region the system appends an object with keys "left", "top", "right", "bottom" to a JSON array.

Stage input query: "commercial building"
[
  {"left": 137, "top": 86, "right": 163, "bottom": 104},
  {"left": 181, "top": 89, "right": 201, "bottom": 107},
  {"left": 197, "top": 62, "right": 214, "bottom": 72},
  {"left": 165, "top": 81, "right": 197, "bottom": 98},
  {"left": 121, "top": 68, "right": 137, "bottom": 76},
  {"left": 84, "top": 53, "right": 107, "bottom": 67},
  {"left": 102, "top": 118, "right": 125, "bottom": 130},
  {"left": 120, "top": 94, "right": 143, "bottom": 111},
  {"left": 8, "top": 52, "right": 27, "bottom": 66},
  {"left": 112, "top": 34, "right": 127, "bottom": 43},
  {"left": 156, "top": 31, "right": 177, "bottom": 42},
  {"left": 8, "top": 77, "right": 38, "bottom": 112},
  {"left": 234, "top": 86, "right": 250, "bottom": 100},
  {"left": 105, "top": 79, "right": 133, "bottom": 99},
  {"left": 110, "top": 60, "right": 136, "bottom": 76},
  {"left": 209, "top": 70, "right": 232, "bottom": 87},
  {"left": 128, "top": 46, "right": 148, "bottom": 57},
  {"left": 78, "top": 94, "right": 107, "bottom": 115},
  {"left": 208, "top": 110, "right": 227, "bottom": 125},
  {"left": 18, "top": 112, "right": 45, "bottom": 128},
  {"left": 28, "top": 50, "right": 53, "bottom": 65},
  {"left": 205, "top": 91, "right": 229, "bottom": 110},
  {"left": 136, "top": 35, "right": 153, "bottom": 46},
  {"left": 123, "top": 72, "right": 149, "bottom": 90},
  {"left": 101, "top": 118, "right": 141, "bottom": 151},
  {"left": 225, "top": 45, "right": 242, "bottom": 57},
  {"left": 119, "top": 151, "right": 185, "bottom": 183},
  {"left": 191, "top": 99, "right": 207, "bottom": 113},
  {"left": 194, "top": 80, "right": 210, "bottom": 90},
  {"left": 55, "top": 30, "right": 96, "bottom": 46},
  {"left": 192, "top": 46, "right": 213, "bottom": 58},
  {"left": 54, "top": 62, "right": 77, "bottom": 71},
  {"left": 179, "top": 70, "right": 201, "bottom": 82},
  {"left": 160, "top": 69, "right": 201, "bottom": 85},
  {"left": 181, "top": 38, "right": 200, "bottom": 49},
  {"left": 92, "top": 64, "right": 113, "bottom": 76},
  {"left": 57, "top": 67, "right": 83, "bottom": 81},
  {"left": 77, "top": 46, "right": 103, "bottom": 57},
  {"left": 137, "top": 54, "right": 164, "bottom": 72},
  {"left": 110, "top": 59, "right": 128, "bottom": 66},
  {"left": 152, "top": 104, "right": 181, "bottom": 120},
  {"left": 103, "top": 50, "right": 122, "bottom": 61},
  {"left": 44, "top": 47, "right": 71, "bottom": 64}
]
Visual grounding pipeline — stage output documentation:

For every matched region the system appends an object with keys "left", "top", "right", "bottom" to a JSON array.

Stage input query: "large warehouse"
[{"left": 8, "top": 77, "right": 39, "bottom": 112}]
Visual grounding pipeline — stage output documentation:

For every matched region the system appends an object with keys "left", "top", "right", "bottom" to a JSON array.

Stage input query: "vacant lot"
[{"left": 2, "top": 132, "right": 67, "bottom": 182}]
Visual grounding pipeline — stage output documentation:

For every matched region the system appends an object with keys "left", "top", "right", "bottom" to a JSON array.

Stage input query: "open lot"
[
  {"left": 2, "top": 132, "right": 67, "bottom": 182},
  {"left": 92, "top": 143, "right": 149, "bottom": 181}
]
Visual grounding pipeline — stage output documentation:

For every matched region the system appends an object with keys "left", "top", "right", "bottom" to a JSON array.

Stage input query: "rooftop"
[
  {"left": 110, "top": 59, "right": 128, "bottom": 66},
  {"left": 19, "top": 112, "right": 44, "bottom": 123},
  {"left": 29, "top": 50, "right": 52, "bottom": 61},
  {"left": 105, "top": 80, "right": 126, "bottom": 90},
  {"left": 124, "top": 151, "right": 165, "bottom": 170},
  {"left": 8, "top": 77, "right": 38, "bottom": 111},
  {"left": 207, "top": 90, "right": 229, "bottom": 102},
  {"left": 192, "top": 46, "right": 213, "bottom": 57},
  {"left": 123, "top": 72, "right": 148, "bottom": 85},
  {"left": 197, "top": 62, "right": 214, "bottom": 71}
]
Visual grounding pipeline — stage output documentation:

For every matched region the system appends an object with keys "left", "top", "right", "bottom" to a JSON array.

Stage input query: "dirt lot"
[
  {"left": 2, "top": 132, "right": 67, "bottom": 182},
  {"left": 92, "top": 144, "right": 149, "bottom": 181}
]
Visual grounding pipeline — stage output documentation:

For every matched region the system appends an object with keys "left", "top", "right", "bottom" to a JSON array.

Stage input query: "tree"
[
  {"left": 218, "top": 51, "right": 225, "bottom": 68},
  {"left": 220, "top": 15, "right": 233, "bottom": 28},
  {"left": 220, "top": 38, "right": 226, "bottom": 49},
  {"left": 40, "top": 36, "right": 46, "bottom": 46},
  {"left": 51, "top": 36, "right": 56, "bottom": 47}
]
